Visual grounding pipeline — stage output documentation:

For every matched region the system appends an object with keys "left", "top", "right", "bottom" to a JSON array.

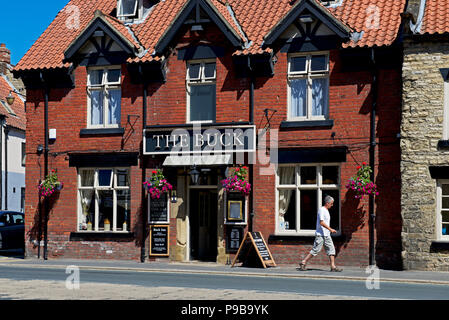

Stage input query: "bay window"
[
  {"left": 87, "top": 67, "right": 121, "bottom": 128},
  {"left": 276, "top": 164, "right": 340, "bottom": 235},
  {"left": 187, "top": 60, "right": 216, "bottom": 123},
  {"left": 78, "top": 168, "right": 130, "bottom": 232},
  {"left": 288, "top": 53, "right": 329, "bottom": 121}
]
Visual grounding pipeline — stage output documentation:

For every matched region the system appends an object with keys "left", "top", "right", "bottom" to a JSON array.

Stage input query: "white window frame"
[
  {"left": 443, "top": 81, "right": 449, "bottom": 140},
  {"left": 186, "top": 59, "right": 217, "bottom": 124},
  {"left": 87, "top": 66, "right": 122, "bottom": 129},
  {"left": 275, "top": 163, "right": 341, "bottom": 236},
  {"left": 436, "top": 180, "right": 449, "bottom": 241},
  {"left": 117, "top": 0, "right": 139, "bottom": 18},
  {"left": 77, "top": 168, "right": 131, "bottom": 233},
  {"left": 287, "top": 52, "right": 329, "bottom": 121}
]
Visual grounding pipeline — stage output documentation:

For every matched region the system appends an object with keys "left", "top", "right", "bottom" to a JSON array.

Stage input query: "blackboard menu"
[
  {"left": 148, "top": 194, "right": 169, "bottom": 224},
  {"left": 231, "top": 231, "right": 276, "bottom": 268},
  {"left": 251, "top": 232, "right": 271, "bottom": 261},
  {"left": 226, "top": 226, "right": 244, "bottom": 253},
  {"left": 150, "top": 225, "right": 169, "bottom": 257}
]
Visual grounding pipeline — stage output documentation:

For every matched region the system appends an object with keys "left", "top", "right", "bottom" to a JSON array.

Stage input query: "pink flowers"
[
  {"left": 221, "top": 166, "right": 251, "bottom": 196},
  {"left": 346, "top": 163, "right": 379, "bottom": 200},
  {"left": 144, "top": 169, "right": 173, "bottom": 199},
  {"left": 38, "top": 170, "right": 62, "bottom": 198}
]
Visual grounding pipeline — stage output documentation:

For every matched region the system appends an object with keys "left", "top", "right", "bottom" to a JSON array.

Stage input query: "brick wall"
[{"left": 24, "top": 24, "right": 402, "bottom": 268}]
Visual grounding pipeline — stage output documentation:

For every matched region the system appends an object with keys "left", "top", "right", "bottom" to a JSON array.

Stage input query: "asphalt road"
[{"left": 1, "top": 264, "right": 449, "bottom": 300}]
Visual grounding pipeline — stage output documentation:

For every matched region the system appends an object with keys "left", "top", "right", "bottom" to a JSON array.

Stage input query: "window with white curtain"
[
  {"left": 288, "top": 53, "right": 329, "bottom": 121},
  {"left": 276, "top": 164, "right": 340, "bottom": 235},
  {"left": 186, "top": 60, "right": 216, "bottom": 123},
  {"left": 78, "top": 168, "right": 130, "bottom": 232},
  {"left": 87, "top": 67, "right": 121, "bottom": 128},
  {"left": 436, "top": 180, "right": 449, "bottom": 240}
]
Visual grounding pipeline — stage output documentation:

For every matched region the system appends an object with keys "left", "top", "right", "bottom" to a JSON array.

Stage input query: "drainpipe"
[
  {"left": 248, "top": 56, "right": 255, "bottom": 232},
  {"left": 43, "top": 82, "right": 49, "bottom": 261},
  {"left": 4, "top": 125, "right": 8, "bottom": 211},
  {"left": 141, "top": 72, "right": 148, "bottom": 263},
  {"left": 369, "top": 48, "right": 378, "bottom": 266}
]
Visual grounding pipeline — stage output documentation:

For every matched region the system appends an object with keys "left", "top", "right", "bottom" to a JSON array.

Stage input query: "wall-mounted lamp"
[
  {"left": 5, "top": 90, "right": 26, "bottom": 106},
  {"left": 5, "top": 91, "right": 14, "bottom": 105},
  {"left": 170, "top": 190, "right": 178, "bottom": 203},
  {"left": 189, "top": 165, "right": 200, "bottom": 185},
  {"left": 37, "top": 144, "right": 44, "bottom": 155}
]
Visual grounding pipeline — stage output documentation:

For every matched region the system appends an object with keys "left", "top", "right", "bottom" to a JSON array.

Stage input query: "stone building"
[{"left": 401, "top": 0, "right": 449, "bottom": 271}]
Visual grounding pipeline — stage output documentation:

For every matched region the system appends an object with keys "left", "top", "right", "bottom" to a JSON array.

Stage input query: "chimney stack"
[{"left": 0, "top": 43, "right": 11, "bottom": 75}]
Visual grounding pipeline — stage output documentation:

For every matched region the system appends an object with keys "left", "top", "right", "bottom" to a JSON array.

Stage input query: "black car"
[{"left": 0, "top": 211, "right": 24, "bottom": 250}]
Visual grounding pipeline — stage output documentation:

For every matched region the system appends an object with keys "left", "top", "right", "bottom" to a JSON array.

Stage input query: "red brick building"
[{"left": 14, "top": 0, "right": 405, "bottom": 269}]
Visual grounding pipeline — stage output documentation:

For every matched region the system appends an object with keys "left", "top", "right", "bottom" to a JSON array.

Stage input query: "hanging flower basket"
[
  {"left": 38, "top": 169, "right": 63, "bottom": 198},
  {"left": 143, "top": 169, "right": 173, "bottom": 199},
  {"left": 221, "top": 166, "right": 251, "bottom": 196},
  {"left": 346, "top": 162, "right": 379, "bottom": 200}
]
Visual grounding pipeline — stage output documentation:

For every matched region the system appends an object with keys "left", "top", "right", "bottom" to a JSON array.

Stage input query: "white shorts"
[{"left": 310, "top": 235, "right": 336, "bottom": 256}]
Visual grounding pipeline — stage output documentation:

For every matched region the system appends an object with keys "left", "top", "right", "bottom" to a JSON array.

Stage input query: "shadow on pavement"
[{"left": 0, "top": 249, "right": 25, "bottom": 259}]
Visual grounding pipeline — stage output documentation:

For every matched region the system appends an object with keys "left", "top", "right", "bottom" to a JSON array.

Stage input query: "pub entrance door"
[{"left": 189, "top": 189, "right": 218, "bottom": 262}]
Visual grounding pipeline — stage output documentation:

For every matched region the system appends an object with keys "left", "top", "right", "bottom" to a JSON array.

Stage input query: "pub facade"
[{"left": 15, "top": 0, "right": 405, "bottom": 268}]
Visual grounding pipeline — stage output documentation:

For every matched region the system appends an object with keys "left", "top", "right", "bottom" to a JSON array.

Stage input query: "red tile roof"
[
  {"left": 0, "top": 76, "right": 26, "bottom": 131},
  {"left": 14, "top": 0, "right": 407, "bottom": 71},
  {"left": 420, "top": 0, "right": 449, "bottom": 35}
]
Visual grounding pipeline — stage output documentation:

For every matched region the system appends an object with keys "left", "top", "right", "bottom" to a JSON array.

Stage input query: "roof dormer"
[{"left": 117, "top": 0, "right": 159, "bottom": 23}]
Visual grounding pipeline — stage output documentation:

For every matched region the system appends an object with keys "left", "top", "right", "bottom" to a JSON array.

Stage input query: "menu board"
[
  {"left": 231, "top": 232, "right": 276, "bottom": 268},
  {"left": 149, "top": 225, "right": 169, "bottom": 257},
  {"left": 148, "top": 194, "right": 169, "bottom": 224},
  {"left": 226, "top": 226, "right": 244, "bottom": 253}
]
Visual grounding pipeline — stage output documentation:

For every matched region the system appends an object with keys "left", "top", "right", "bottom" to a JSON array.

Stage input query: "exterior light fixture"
[
  {"left": 5, "top": 91, "right": 14, "bottom": 105},
  {"left": 170, "top": 190, "right": 178, "bottom": 203},
  {"left": 190, "top": 165, "right": 200, "bottom": 185},
  {"left": 37, "top": 144, "right": 44, "bottom": 155}
]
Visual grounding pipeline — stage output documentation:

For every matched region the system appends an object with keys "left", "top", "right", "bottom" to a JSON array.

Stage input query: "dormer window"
[
  {"left": 117, "top": 0, "right": 158, "bottom": 22},
  {"left": 118, "top": 0, "right": 139, "bottom": 19}
]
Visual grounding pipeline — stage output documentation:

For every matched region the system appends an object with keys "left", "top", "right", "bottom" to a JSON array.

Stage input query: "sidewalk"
[{"left": 1, "top": 254, "right": 449, "bottom": 286}]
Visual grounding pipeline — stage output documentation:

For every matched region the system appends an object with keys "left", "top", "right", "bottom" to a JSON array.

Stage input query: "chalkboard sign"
[
  {"left": 148, "top": 193, "right": 169, "bottom": 224},
  {"left": 226, "top": 226, "right": 244, "bottom": 253},
  {"left": 231, "top": 232, "right": 276, "bottom": 268},
  {"left": 149, "top": 225, "right": 169, "bottom": 257}
]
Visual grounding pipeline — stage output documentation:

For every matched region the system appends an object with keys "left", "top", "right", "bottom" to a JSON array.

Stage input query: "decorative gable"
[
  {"left": 154, "top": 0, "right": 244, "bottom": 55},
  {"left": 263, "top": 0, "right": 351, "bottom": 52},
  {"left": 64, "top": 10, "right": 140, "bottom": 67}
]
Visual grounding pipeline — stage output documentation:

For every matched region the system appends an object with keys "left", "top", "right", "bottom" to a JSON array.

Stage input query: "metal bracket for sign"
[{"left": 143, "top": 124, "right": 257, "bottom": 155}]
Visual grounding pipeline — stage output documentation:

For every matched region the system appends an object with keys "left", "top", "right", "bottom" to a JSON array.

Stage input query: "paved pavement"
[{"left": 1, "top": 252, "right": 449, "bottom": 285}]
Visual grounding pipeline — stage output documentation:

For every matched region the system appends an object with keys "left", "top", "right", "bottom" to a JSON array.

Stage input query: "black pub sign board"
[
  {"left": 226, "top": 226, "right": 244, "bottom": 253},
  {"left": 144, "top": 125, "right": 256, "bottom": 155},
  {"left": 149, "top": 225, "right": 169, "bottom": 257},
  {"left": 231, "top": 232, "right": 276, "bottom": 268},
  {"left": 148, "top": 193, "right": 169, "bottom": 224}
]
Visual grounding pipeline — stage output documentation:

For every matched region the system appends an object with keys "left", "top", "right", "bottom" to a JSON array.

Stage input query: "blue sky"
[{"left": 0, "top": 1, "right": 67, "bottom": 65}]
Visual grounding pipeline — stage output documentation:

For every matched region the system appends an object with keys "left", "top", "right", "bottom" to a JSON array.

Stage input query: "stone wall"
[{"left": 402, "top": 39, "right": 449, "bottom": 271}]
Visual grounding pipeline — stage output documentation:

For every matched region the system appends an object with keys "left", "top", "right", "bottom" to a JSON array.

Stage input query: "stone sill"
[
  {"left": 268, "top": 234, "right": 345, "bottom": 243},
  {"left": 80, "top": 128, "right": 125, "bottom": 136},
  {"left": 70, "top": 232, "right": 134, "bottom": 242},
  {"left": 280, "top": 119, "right": 334, "bottom": 129}
]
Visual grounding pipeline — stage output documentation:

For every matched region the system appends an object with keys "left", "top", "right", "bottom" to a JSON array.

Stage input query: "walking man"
[{"left": 299, "top": 195, "right": 342, "bottom": 272}]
